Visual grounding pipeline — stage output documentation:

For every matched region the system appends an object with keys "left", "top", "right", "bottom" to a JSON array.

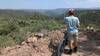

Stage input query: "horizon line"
[{"left": 0, "top": 7, "right": 100, "bottom": 10}]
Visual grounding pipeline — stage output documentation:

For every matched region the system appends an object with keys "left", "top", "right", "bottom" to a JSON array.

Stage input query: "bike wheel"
[
  {"left": 57, "top": 40, "right": 66, "bottom": 56},
  {"left": 57, "top": 31, "right": 68, "bottom": 56}
]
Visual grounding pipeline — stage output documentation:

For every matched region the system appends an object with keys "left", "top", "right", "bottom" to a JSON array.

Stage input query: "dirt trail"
[{"left": 0, "top": 29, "right": 100, "bottom": 56}]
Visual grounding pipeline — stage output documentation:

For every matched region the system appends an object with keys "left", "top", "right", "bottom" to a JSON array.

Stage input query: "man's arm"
[
  {"left": 64, "top": 17, "right": 68, "bottom": 24},
  {"left": 76, "top": 18, "right": 80, "bottom": 28},
  {"left": 77, "top": 23, "right": 80, "bottom": 28},
  {"left": 64, "top": 17, "right": 68, "bottom": 27}
]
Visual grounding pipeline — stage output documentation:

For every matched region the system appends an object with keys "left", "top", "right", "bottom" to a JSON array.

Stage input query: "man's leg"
[
  {"left": 67, "top": 36, "right": 73, "bottom": 54},
  {"left": 69, "top": 40, "right": 74, "bottom": 49},
  {"left": 73, "top": 34, "right": 78, "bottom": 53}
]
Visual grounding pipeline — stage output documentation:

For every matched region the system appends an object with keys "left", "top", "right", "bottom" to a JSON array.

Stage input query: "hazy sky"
[{"left": 0, "top": 0, "right": 100, "bottom": 9}]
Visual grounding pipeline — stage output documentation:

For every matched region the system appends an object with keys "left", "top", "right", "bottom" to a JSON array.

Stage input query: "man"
[{"left": 64, "top": 9, "right": 80, "bottom": 54}]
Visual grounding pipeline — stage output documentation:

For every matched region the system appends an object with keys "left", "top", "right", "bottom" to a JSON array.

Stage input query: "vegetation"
[
  {"left": 54, "top": 9, "right": 100, "bottom": 29},
  {"left": 0, "top": 9, "right": 100, "bottom": 47},
  {"left": 0, "top": 10, "right": 63, "bottom": 47},
  {"left": 78, "top": 10, "right": 100, "bottom": 28}
]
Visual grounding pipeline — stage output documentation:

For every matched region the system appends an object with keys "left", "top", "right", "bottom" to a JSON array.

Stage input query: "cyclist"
[{"left": 64, "top": 9, "right": 80, "bottom": 55}]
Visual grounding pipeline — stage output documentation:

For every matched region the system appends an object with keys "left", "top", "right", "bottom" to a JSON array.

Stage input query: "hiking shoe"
[
  {"left": 63, "top": 49, "right": 69, "bottom": 54},
  {"left": 73, "top": 47, "right": 78, "bottom": 53},
  {"left": 67, "top": 49, "right": 72, "bottom": 55}
]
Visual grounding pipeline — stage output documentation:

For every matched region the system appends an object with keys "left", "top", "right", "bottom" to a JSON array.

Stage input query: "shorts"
[{"left": 67, "top": 32, "right": 78, "bottom": 41}]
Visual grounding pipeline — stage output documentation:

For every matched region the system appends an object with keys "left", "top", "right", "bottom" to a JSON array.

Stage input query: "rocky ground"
[{"left": 0, "top": 29, "right": 100, "bottom": 56}]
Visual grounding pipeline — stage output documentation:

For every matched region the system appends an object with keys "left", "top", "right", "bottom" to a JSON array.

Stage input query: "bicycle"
[{"left": 57, "top": 31, "right": 69, "bottom": 56}]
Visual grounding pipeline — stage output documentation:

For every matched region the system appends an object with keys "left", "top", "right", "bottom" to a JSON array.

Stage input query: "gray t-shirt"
[{"left": 64, "top": 16, "right": 80, "bottom": 32}]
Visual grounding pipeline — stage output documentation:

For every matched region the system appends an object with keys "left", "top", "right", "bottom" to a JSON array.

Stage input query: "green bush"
[
  {"left": 30, "top": 20, "right": 63, "bottom": 32},
  {"left": 14, "top": 35, "right": 24, "bottom": 45},
  {"left": 46, "top": 21, "right": 62, "bottom": 30},
  {"left": 0, "top": 36, "right": 15, "bottom": 47},
  {"left": 0, "top": 22, "right": 19, "bottom": 35},
  {"left": 0, "top": 11, "right": 64, "bottom": 48}
]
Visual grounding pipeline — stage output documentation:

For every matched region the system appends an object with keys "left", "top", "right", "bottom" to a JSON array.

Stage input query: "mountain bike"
[{"left": 57, "top": 31, "right": 69, "bottom": 56}]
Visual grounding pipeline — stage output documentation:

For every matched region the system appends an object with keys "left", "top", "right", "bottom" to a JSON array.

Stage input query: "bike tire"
[
  {"left": 57, "top": 31, "right": 68, "bottom": 56},
  {"left": 57, "top": 39, "right": 66, "bottom": 56}
]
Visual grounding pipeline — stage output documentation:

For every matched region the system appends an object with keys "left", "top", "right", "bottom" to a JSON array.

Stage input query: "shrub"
[
  {"left": 0, "top": 22, "right": 19, "bottom": 35},
  {"left": 0, "top": 36, "right": 15, "bottom": 47},
  {"left": 14, "top": 35, "right": 24, "bottom": 45}
]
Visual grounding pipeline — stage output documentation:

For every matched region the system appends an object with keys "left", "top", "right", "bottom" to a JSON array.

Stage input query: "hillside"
[
  {"left": 0, "top": 9, "right": 100, "bottom": 24},
  {"left": 0, "top": 29, "right": 100, "bottom": 56},
  {"left": 0, "top": 9, "right": 100, "bottom": 56}
]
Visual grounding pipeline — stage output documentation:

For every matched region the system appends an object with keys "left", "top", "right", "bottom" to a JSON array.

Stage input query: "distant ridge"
[{"left": 0, "top": 8, "right": 100, "bottom": 17}]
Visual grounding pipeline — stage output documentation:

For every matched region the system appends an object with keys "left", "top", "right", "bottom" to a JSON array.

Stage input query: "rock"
[
  {"left": 34, "top": 33, "right": 44, "bottom": 38},
  {"left": 31, "top": 37, "right": 38, "bottom": 43},
  {"left": 21, "top": 41, "right": 27, "bottom": 45},
  {"left": 26, "top": 37, "right": 37, "bottom": 43},
  {"left": 15, "top": 45, "right": 21, "bottom": 48}
]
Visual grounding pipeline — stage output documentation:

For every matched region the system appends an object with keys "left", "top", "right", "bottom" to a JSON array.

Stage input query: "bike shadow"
[{"left": 48, "top": 41, "right": 58, "bottom": 56}]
